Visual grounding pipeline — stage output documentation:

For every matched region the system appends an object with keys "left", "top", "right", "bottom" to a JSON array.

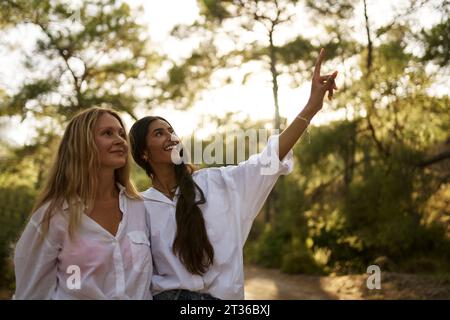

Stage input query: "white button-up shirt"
[
  {"left": 14, "top": 185, "right": 152, "bottom": 300},
  {"left": 143, "top": 135, "right": 293, "bottom": 299}
]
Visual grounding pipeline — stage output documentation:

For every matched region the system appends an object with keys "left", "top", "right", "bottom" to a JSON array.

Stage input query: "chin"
[
  {"left": 165, "top": 156, "right": 180, "bottom": 165},
  {"left": 154, "top": 157, "right": 177, "bottom": 166},
  {"left": 106, "top": 160, "right": 127, "bottom": 170}
]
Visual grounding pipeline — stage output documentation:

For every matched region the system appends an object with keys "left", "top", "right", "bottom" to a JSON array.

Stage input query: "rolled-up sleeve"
[
  {"left": 219, "top": 134, "right": 294, "bottom": 243},
  {"left": 14, "top": 209, "right": 61, "bottom": 300}
]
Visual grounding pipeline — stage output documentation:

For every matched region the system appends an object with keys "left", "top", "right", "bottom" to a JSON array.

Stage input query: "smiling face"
[
  {"left": 144, "top": 119, "right": 180, "bottom": 166},
  {"left": 94, "top": 112, "right": 128, "bottom": 170}
]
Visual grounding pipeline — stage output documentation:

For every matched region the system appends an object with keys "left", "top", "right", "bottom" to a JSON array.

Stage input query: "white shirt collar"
[{"left": 141, "top": 187, "right": 179, "bottom": 205}]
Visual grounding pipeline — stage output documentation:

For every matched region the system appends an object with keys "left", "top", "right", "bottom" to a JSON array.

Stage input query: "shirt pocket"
[{"left": 127, "top": 231, "right": 152, "bottom": 273}]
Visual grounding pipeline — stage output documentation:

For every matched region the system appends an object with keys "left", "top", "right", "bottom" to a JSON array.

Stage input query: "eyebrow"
[
  {"left": 152, "top": 127, "right": 173, "bottom": 134},
  {"left": 98, "top": 126, "right": 124, "bottom": 131}
]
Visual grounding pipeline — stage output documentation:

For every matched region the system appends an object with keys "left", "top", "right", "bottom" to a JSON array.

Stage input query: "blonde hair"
[{"left": 33, "top": 107, "right": 140, "bottom": 238}]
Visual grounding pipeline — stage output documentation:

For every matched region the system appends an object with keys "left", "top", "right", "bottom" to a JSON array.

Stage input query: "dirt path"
[
  {"left": 244, "top": 265, "right": 450, "bottom": 300},
  {"left": 2, "top": 265, "right": 449, "bottom": 300}
]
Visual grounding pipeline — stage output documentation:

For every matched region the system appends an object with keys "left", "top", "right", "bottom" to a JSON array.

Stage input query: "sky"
[{"left": 0, "top": 0, "right": 446, "bottom": 145}]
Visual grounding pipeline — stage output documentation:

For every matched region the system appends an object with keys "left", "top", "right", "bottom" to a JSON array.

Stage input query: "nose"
[
  {"left": 114, "top": 133, "right": 126, "bottom": 145},
  {"left": 170, "top": 133, "right": 180, "bottom": 143}
]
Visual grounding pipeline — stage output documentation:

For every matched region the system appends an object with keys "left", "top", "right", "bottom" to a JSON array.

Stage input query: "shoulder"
[
  {"left": 123, "top": 195, "right": 146, "bottom": 218},
  {"left": 122, "top": 191, "right": 144, "bottom": 205},
  {"left": 192, "top": 166, "right": 227, "bottom": 183},
  {"left": 20, "top": 200, "right": 67, "bottom": 246},
  {"left": 191, "top": 166, "right": 241, "bottom": 193},
  {"left": 192, "top": 165, "right": 237, "bottom": 178},
  {"left": 140, "top": 187, "right": 156, "bottom": 201},
  {"left": 30, "top": 201, "right": 66, "bottom": 227}
]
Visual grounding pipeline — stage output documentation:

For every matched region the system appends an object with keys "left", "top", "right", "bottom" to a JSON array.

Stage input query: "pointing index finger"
[{"left": 314, "top": 48, "right": 325, "bottom": 78}]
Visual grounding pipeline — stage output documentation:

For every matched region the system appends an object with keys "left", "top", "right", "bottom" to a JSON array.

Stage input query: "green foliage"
[
  {"left": 246, "top": 30, "right": 449, "bottom": 274},
  {"left": 245, "top": 174, "right": 327, "bottom": 274},
  {"left": 277, "top": 36, "right": 315, "bottom": 65},
  {"left": 0, "top": 0, "right": 160, "bottom": 122},
  {"left": 0, "top": 185, "right": 35, "bottom": 291},
  {"left": 157, "top": 43, "right": 222, "bottom": 109},
  {"left": 131, "top": 162, "right": 151, "bottom": 192},
  {"left": 245, "top": 223, "right": 286, "bottom": 268},
  {"left": 0, "top": 155, "right": 38, "bottom": 291},
  {"left": 420, "top": 18, "right": 450, "bottom": 67},
  {"left": 305, "top": 0, "right": 356, "bottom": 20},
  {"left": 199, "top": 0, "right": 230, "bottom": 21},
  {"left": 281, "top": 237, "right": 326, "bottom": 275},
  {"left": 247, "top": 107, "right": 450, "bottom": 274}
]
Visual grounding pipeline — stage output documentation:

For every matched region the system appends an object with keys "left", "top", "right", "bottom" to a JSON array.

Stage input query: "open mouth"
[{"left": 163, "top": 142, "right": 179, "bottom": 151}]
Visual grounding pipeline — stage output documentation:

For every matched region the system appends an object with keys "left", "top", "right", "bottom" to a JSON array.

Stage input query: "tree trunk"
[
  {"left": 264, "top": 25, "right": 282, "bottom": 224},
  {"left": 363, "top": 0, "right": 373, "bottom": 72},
  {"left": 269, "top": 28, "right": 280, "bottom": 130}
]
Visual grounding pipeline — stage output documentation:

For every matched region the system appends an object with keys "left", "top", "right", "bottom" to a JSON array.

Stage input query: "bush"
[
  {"left": 281, "top": 237, "right": 325, "bottom": 275},
  {"left": 0, "top": 185, "right": 36, "bottom": 292},
  {"left": 245, "top": 223, "right": 286, "bottom": 268},
  {"left": 244, "top": 119, "right": 450, "bottom": 276}
]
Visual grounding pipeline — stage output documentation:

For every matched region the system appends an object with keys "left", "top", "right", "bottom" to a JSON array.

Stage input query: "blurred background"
[{"left": 0, "top": 0, "right": 449, "bottom": 299}]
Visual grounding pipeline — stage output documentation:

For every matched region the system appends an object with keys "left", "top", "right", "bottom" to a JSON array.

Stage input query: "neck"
[
  {"left": 151, "top": 163, "right": 177, "bottom": 194},
  {"left": 96, "top": 168, "right": 119, "bottom": 201}
]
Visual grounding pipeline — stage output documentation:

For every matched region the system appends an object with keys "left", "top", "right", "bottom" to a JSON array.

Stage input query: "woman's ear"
[{"left": 142, "top": 153, "right": 148, "bottom": 161}]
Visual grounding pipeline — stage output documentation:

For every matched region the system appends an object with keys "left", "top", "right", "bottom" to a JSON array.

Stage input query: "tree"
[
  {"left": 0, "top": 0, "right": 164, "bottom": 189},
  {"left": 240, "top": 1, "right": 450, "bottom": 274},
  {"left": 165, "top": 0, "right": 327, "bottom": 128},
  {"left": 0, "top": 0, "right": 160, "bottom": 123}
]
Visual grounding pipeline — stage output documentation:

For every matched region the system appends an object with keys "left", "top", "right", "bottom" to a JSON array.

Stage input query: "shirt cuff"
[{"left": 248, "top": 134, "right": 294, "bottom": 176}]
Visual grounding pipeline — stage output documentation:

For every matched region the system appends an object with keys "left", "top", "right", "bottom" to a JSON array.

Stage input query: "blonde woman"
[{"left": 14, "top": 107, "right": 152, "bottom": 299}]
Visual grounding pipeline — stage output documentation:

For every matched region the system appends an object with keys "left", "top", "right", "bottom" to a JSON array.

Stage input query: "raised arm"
[{"left": 279, "top": 48, "right": 338, "bottom": 159}]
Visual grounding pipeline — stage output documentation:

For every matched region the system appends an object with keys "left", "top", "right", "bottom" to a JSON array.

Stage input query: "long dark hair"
[{"left": 129, "top": 116, "right": 214, "bottom": 275}]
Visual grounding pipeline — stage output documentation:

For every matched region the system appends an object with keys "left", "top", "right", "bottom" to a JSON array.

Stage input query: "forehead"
[
  {"left": 148, "top": 119, "right": 172, "bottom": 132},
  {"left": 95, "top": 112, "right": 123, "bottom": 128}
]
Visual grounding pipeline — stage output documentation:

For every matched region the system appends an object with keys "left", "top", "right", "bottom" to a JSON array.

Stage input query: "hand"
[{"left": 305, "top": 48, "right": 338, "bottom": 115}]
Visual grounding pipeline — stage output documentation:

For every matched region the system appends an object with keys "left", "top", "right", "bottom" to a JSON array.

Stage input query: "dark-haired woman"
[{"left": 129, "top": 49, "right": 337, "bottom": 300}]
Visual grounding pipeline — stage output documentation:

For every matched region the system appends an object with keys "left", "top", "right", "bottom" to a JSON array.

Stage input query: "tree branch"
[{"left": 418, "top": 148, "right": 450, "bottom": 168}]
